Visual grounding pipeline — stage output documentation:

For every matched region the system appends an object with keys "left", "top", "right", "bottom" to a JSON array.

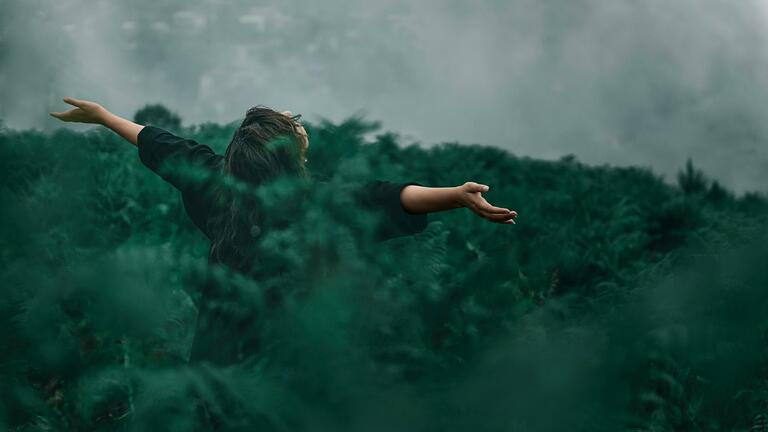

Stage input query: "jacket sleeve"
[
  {"left": 354, "top": 180, "right": 428, "bottom": 241},
  {"left": 137, "top": 125, "right": 223, "bottom": 193}
]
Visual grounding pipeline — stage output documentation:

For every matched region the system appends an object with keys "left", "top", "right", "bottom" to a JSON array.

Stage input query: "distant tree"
[
  {"left": 677, "top": 158, "right": 708, "bottom": 195},
  {"left": 133, "top": 103, "right": 182, "bottom": 131},
  {"left": 738, "top": 191, "right": 768, "bottom": 215},
  {"left": 706, "top": 180, "right": 733, "bottom": 204}
]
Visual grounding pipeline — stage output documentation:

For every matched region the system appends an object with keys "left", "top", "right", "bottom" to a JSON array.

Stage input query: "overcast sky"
[{"left": 2, "top": 0, "right": 767, "bottom": 193}]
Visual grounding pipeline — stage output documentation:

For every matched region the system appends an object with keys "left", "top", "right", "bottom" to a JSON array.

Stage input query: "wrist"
[
  {"left": 451, "top": 186, "right": 465, "bottom": 208},
  {"left": 96, "top": 108, "right": 112, "bottom": 125}
]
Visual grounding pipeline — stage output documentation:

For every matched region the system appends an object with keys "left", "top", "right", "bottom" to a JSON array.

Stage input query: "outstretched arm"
[
  {"left": 401, "top": 182, "right": 517, "bottom": 224},
  {"left": 50, "top": 97, "right": 144, "bottom": 146},
  {"left": 51, "top": 97, "right": 222, "bottom": 197}
]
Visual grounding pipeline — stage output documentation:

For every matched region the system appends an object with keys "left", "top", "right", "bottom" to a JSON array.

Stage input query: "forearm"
[
  {"left": 400, "top": 185, "right": 462, "bottom": 214},
  {"left": 99, "top": 111, "right": 144, "bottom": 147}
]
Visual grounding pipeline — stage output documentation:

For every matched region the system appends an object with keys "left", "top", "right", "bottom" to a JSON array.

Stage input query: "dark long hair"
[{"left": 208, "top": 105, "right": 310, "bottom": 273}]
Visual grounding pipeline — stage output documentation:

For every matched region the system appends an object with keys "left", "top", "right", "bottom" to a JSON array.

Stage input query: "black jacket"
[{"left": 137, "top": 125, "right": 427, "bottom": 364}]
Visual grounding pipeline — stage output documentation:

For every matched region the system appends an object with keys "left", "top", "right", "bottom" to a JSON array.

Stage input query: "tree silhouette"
[
  {"left": 676, "top": 158, "right": 708, "bottom": 195},
  {"left": 133, "top": 103, "right": 182, "bottom": 131}
]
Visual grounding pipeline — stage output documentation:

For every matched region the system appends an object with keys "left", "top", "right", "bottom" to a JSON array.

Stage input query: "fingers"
[
  {"left": 49, "top": 111, "right": 70, "bottom": 121},
  {"left": 462, "top": 182, "right": 518, "bottom": 225},
  {"left": 49, "top": 109, "right": 76, "bottom": 121},
  {"left": 473, "top": 205, "right": 517, "bottom": 221},
  {"left": 485, "top": 212, "right": 516, "bottom": 222},
  {"left": 63, "top": 97, "right": 96, "bottom": 110},
  {"left": 63, "top": 97, "right": 85, "bottom": 108},
  {"left": 470, "top": 198, "right": 518, "bottom": 223},
  {"left": 464, "top": 182, "right": 490, "bottom": 193},
  {"left": 477, "top": 200, "right": 511, "bottom": 214},
  {"left": 473, "top": 196, "right": 511, "bottom": 214},
  {"left": 489, "top": 212, "right": 517, "bottom": 224}
]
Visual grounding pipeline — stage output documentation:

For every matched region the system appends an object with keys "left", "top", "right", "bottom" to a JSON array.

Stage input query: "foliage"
[
  {"left": 133, "top": 104, "right": 183, "bottom": 133},
  {"left": 0, "top": 113, "right": 767, "bottom": 431}
]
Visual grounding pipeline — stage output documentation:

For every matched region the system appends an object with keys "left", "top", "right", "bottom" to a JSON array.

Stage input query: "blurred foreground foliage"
[{"left": 1, "top": 111, "right": 767, "bottom": 431}]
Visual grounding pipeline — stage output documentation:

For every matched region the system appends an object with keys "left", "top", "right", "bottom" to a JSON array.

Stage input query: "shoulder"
[
  {"left": 138, "top": 125, "right": 223, "bottom": 173},
  {"left": 137, "top": 125, "right": 169, "bottom": 143},
  {"left": 357, "top": 180, "right": 423, "bottom": 205}
]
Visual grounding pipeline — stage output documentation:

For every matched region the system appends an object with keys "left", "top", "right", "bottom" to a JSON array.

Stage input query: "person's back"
[
  {"left": 50, "top": 98, "right": 518, "bottom": 430},
  {"left": 49, "top": 98, "right": 518, "bottom": 308},
  {"left": 136, "top": 118, "right": 432, "bottom": 365}
]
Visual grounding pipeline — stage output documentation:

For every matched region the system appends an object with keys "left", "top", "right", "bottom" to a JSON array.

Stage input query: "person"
[
  {"left": 50, "top": 97, "right": 518, "bottom": 427},
  {"left": 49, "top": 97, "right": 517, "bottom": 248}
]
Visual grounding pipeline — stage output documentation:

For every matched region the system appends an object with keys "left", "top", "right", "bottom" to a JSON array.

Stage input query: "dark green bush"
[{"left": 1, "top": 114, "right": 766, "bottom": 431}]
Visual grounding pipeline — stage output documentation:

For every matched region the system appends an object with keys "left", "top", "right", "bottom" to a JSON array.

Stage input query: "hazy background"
[{"left": 2, "top": 0, "right": 767, "bottom": 193}]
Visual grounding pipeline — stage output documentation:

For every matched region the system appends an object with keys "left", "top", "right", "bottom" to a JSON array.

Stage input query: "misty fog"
[{"left": 2, "top": 0, "right": 767, "bottom": 193}]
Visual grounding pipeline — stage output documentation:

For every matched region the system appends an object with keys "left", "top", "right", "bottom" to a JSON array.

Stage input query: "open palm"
[
  {"left": 50, "top": 97, "right": 107, "bottom": 124},
  {"left": 459, "top": 182, "right": 517, "bottom": 224}
]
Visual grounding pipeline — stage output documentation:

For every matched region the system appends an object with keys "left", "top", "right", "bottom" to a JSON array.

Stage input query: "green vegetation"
[{"left": 1, "top": 106, "right": 767, "bottom": 431}]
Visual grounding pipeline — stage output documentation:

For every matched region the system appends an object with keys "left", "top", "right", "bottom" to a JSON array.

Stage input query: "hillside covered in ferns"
[{"left": 1, "top": 105, "right": 767, "bottom": 431}]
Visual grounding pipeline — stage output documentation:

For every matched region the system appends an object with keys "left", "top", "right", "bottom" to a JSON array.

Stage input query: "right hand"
[
  {"left": 50, "top": 97, "right": 109, "bottom": 124},
  {"left": 457, "top": 182, "right": 517, "bottom": 224}
]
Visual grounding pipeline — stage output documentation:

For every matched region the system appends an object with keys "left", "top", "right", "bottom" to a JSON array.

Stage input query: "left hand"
[
  {"left": 50, "top": 97, "right": 108, "bottom": 124},
  {"left": 457, "top": 182, "right": 518, "bottom": 224}
]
